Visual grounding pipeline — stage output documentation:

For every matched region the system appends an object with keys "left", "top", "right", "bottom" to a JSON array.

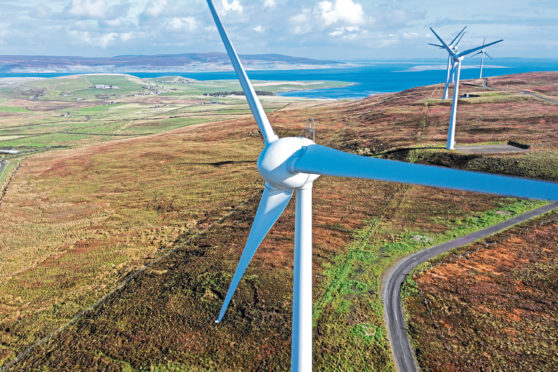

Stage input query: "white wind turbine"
[
  {"left": 474, "top": 37, "right": 493, "bottom": 79},
  {"left": 207, "top": 2, "right": 557, "bottom": 371},
  {"left": 429, "top": 26, "right": 467, "bottom": 101},
  {"left": 430, "top": 27, "right": 503, "bottom": 150}
]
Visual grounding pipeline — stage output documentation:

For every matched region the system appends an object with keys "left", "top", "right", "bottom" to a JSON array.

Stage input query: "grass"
[
  {"left": 402, "top": 210, "right": 558, "bottom": 371},
  {"left": 0, "top": 124, "right": 265, "bottom": 367},
  {"left": 0, "top": 106, "right": 29, "bottom": 113},
  {"left": 421, "top": 91, "right": 533, "bottom": 106},
  {"left": 1, "top": 71, "right": 557, "bottom": 370},
  {"left": 312, "top": 198, "right": 544, "bottom": 371},
  {"left": 388, "top": 148, "right": 558, "bottom": 182},
  {"left": 0, "top": 158, "right": 20, "bottom": 192},
  {"left": 77, "top": 103, "right": 125, "bottom": 115},
  {"left": 0, "top": 74, "right": 343, "bottom": 149},
  {"left": 152, "top": 78, "right": 351, "bottom": 96}
]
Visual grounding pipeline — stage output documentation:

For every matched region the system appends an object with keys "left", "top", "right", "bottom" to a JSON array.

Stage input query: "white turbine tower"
[
  {"left": 430, "top": 27, "right": 503, "bottom": 150},
  {"left": 207, "top": 2, "right": 557, "bottom": 371},
  {"left": 474, "top": 37, "right": 493, "bottom": 79},
  {"left": 429, "top": 26, "right": 467, "bottom": 100}
]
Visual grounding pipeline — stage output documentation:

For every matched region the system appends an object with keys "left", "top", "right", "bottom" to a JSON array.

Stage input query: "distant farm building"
[
  {"left": 0, "top": 149, "right": 20, "bottom": 155},
  {"left": 90, "top": 84, "right": 120, "bottom": 90}
]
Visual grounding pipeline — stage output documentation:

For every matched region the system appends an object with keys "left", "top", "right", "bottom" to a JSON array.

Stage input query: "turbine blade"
[
  {"left": 216, "top": 184, "right": 293, "bottom": 322},
  {"left": 458, "top": 39, "right": 503, "bottom": 58},
  {"left": 428, "top": 43, "right": 444, "bottom": 48},
  {"left": 454, "top": 31, "right": 466, "bottom": 47},
  {"left": 206, "top": 0, "right": 278, "bottom": 144},
  {"left": 292, "top": 144, "right": 558, "bottom": 201},
  {"left": 486, "top": 52, "right": 493, "bottom": 59},
  {"left": 450, "top": 26, "right": 467, "bottom": 46},
  {"left": 429, "top": 27, "right": 457, "bottom": 57},
  {"left": 473, "top": 51, "right": 483, "bottom": 57}
]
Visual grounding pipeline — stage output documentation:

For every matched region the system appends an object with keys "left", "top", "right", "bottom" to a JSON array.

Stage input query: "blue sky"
[{"left": 1, "top": 0, "right": 558, "bottom": 60}]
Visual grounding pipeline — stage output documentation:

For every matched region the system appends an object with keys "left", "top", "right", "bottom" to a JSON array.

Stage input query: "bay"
[{"left": 1, "top": 58, "right": 557, "bottom": 99}]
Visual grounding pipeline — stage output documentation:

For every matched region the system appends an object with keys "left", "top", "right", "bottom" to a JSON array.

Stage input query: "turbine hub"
[{"left": 258, "top": 137, "right": 320, "bottom": 190}]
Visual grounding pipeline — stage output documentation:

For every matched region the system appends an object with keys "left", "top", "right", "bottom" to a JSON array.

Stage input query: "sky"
[{"left": 1, "top": 0, "right": 558, "bottom": 60}]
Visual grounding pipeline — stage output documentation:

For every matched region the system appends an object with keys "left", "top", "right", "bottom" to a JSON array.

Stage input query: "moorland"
[
  {"left": 0, "top": 71, "right": 557, "bottom": 370},
  {"left": 404, "top": 209, "right": 558, "bottom": 371}
]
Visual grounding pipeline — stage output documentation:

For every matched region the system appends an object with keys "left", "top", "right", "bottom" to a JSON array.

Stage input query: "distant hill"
[{"left": 0, "top": 53, "right": 346, "bottom": 73}]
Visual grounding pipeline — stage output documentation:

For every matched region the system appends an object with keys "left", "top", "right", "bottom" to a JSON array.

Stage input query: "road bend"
[
  {"left": 520, "top": 91, "right": 558, "bottom": 105},
  {"left": 383, "top": 202, "right": 558, "bottom": 372}
]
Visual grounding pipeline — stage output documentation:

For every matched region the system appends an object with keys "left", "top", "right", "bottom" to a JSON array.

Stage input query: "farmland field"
[
  {"left": 0, "top": 72, "right": 557, "bottom": 370},
  {"left": 0, "top": 74, "right": 346, "bottom": 149}
]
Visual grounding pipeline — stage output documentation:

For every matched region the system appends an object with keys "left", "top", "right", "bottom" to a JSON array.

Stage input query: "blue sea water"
[{"left": 1, "top": 58, "right": 557, "bottom": 99}]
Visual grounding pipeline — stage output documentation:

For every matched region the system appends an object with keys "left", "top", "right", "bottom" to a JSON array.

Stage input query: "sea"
[{"left": 1, "top": 58, "right": 557, "bottom": 99}]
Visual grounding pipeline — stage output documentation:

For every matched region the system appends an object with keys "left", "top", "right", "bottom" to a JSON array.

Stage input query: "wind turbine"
[
  {"left": 430, "top": 27, "right": 503, "bottom": 150},
  {"left": 206, "top": 2, "right": 557, "bottom": 371},
  {"left": 429, "top": 26, "right": 467, "bottom": 100},
  {"left": 474, "top": 37, "right": 493, "bottom": 79}
]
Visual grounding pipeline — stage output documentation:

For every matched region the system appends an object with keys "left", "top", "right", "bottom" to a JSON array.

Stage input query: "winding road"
[
  {"left": 520, "top": 91, "right": 558, "bottom": 105},
  {"left": 383, "top": 202, "right": 558, "bottom": 372}
]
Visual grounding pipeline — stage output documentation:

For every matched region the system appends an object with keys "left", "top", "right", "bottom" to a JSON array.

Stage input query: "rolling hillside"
[
  {"left": 1, "top": 72, "right": 557, "bottom": 370},
  {"left": 0, "top": 53, "right": 345, "bottom": 73}
]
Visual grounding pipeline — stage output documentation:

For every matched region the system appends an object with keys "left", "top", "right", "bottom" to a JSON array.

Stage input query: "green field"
[
  {"left": 0, "top": 106, "right": 29, "bottom": 113},
  {"left": 0, "top": 74, "right": 350, "bottom": 149}
]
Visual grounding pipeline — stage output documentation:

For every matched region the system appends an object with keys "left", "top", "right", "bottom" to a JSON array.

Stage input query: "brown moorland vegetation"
[
  {"left": 404, "top": 211, "right": 558, "bottom": 371},
  {"left": 1, "top": 72, "right": 557, "bottom": 370}
]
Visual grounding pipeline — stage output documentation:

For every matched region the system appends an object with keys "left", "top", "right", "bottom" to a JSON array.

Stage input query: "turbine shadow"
[
  {"left": 179, "top": 160, "right": 254, "bottom": 167},
  {"left": 375, "top": 146, "right": 446, "bottom": 157}
]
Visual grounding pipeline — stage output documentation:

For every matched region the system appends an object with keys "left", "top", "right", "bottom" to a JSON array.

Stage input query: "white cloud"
[
  {"left": 63, "top": 0, "right": 129, "bottom": 20},
  {"left": 290, "top": 11, "right": 312, "bottom": 35},
  {"left": 253, "top": 25, "right": 265, "bottom": 33},
  {"left": 317, "top": 0, "right": 365, "bottom": 26},
  {"left": 221, "top": 0, "right": 243, "bottom": 14},
  {"left": 69, "top": 30, "right": 135, "bottom": 48},
  {"left": 143, "top": 0, "right": 167, "bottom": 18},
  {"left": 101, "top": 18, "right": 126, "bottom": 27},
  {"left": 64, "top": 0, "right": 109, "bottom": 19},
  {"left": 0, "top": 23, "right": 8, "bottom": 43},
  {"left": 98, "top": 32, "right": 119, "bottom": 47},
  {"left": 166, "top": 17, "right": 198, "bottom": 32},
  {"left": 119, "top": 32, "right": 134, "bottom": 42},
  {"left": 402, "top": 32, "right": 419, "bottom": 39},
  {"left": 264, "top": 0, "right": 276, "bottom": 8},
  {"left": 329, "top": 26, "right": 364, "bottom": 40},
  {"left": 30, "top": 5, "right": 52, "bottom": 19}
]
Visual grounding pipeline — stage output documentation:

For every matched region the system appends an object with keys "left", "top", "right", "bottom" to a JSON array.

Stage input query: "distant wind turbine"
[
  {"left": 430, "top": 27, "right": 503, "bottom": 150},
  {"left": 429, "top": 26, "right": 467, "bottom": 100},
  {"left": 474, "top": 37, "right": 494, "bottom": 79},
  {"left": 206, "top": 2, "right": 553, "bottom": 371}
]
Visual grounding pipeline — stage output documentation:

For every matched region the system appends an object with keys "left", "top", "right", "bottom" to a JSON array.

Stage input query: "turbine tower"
[
  {"left": 474, "top": 37, "right": 493, "bottom": 79},
  {"left": 429, "top": 26, "right": 467, "bottom": 100},
  {"left": 430, "top": 27, "right": 503, "bottom": 150},
  {"left": 206, "top": 2, "right": 556, "bottom": 370}
]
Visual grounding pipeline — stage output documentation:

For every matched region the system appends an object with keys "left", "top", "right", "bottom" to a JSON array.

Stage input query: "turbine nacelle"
[
  {"left": 206, "top": 2, "right": 557, "bottom": 370},
  {"left": 258, "top": 137, "right": 320, "bottom": 190}
]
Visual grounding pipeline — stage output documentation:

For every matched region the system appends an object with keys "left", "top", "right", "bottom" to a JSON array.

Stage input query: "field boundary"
[{"left": 0, "top": 160, "right": 21, "bottom": 207}]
